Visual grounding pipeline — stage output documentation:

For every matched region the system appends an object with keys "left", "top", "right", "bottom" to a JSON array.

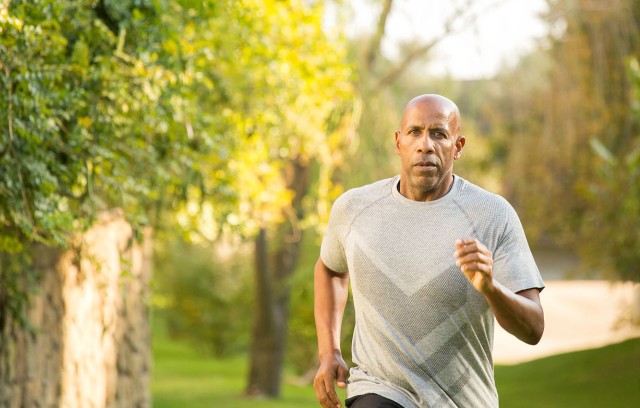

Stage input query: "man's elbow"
[
  {"left": 516, "top": 290, "right": 545, "bottom": 345},
  {"left": 523, "top": 314, "right": 545, "bottom": 345},
  {"left": 524, "top": 326, "right": 544, "bottom": 345}
]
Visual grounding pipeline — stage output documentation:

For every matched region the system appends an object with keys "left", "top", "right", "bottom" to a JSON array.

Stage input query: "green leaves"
[
  {"left": 1, "top": 0, "right": 354, "bottom": 254},
  {"left": 1, "top": 1, "right": 354, "bottom": 331}
]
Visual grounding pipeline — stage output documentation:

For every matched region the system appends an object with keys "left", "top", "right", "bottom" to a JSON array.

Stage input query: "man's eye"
[{"left": 409, "top": 129, "right": 420, "bottom": 135}]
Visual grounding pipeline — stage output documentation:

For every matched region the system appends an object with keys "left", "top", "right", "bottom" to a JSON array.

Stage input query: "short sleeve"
[
  {"left": 320, "top": 192, "right": 351, "bottom": 273},
  {"left": 492, "top": 204, "right": 545, "bottom": 293}
]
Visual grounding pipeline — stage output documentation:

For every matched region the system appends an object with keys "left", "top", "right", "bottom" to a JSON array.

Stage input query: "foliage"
[
  {"left": 470, "top": 0, "right": 640, "bottom": 282},
  {"left": 286, "top": 231, "right": 355, "bottom": 376},
  {"left": 578, "top": 59, "right": 640, "bottom": 282},
  {"left": 0, "top": 248, "right": 33, "bottom": 328},
  {"left": 0, "top": 0, "right": 204, "bottom": 323},
  {"left": 147, "top": 4, "right": 354, "bottom": 381},
  {"left": 151, "top": 4, "right": 353, "bottom": 389},
  {"left": 1, "top": 0, "right": 353, "bottom": 331},
  {"left": 540, "top": 0, "right": 639, "bottom": 282},
  {"left": 152, "top": 237, "right": 253, "bottom": 357},
  {"left": 284, "top": 236, "right": 319, "bottom": 375},
  {"left": 0, "top": 0, "right": 353, "bottom": 248},
  {"left": 1, "top": 0, "right": 192, "bottom": 249}
]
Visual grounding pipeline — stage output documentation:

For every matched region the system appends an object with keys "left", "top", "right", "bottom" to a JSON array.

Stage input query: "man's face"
[{"left": 394, "top": 96, "right": 464, "bottom": 200}]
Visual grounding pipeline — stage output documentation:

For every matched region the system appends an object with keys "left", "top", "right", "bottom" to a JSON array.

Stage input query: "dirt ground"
[{"left": 493, "top": 280, "right": 640, "bottom": 365}]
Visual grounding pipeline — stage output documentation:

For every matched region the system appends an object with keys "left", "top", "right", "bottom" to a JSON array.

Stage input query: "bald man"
[{"left": 313, "top": 94, "right": 544, "bottom": 408}]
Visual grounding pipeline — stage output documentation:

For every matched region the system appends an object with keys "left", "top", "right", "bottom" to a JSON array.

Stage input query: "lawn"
[
  {"left": 152, "top": 326, "right": 640, "bottom": 408},
  {"left": 495, "top": 338, "right": 640, "bottom": 407},
  {"left": 151, "top": 320, "right": 346, "bottom": 408}
]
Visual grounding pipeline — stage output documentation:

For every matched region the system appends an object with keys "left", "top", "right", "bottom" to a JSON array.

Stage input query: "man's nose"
[{"left": 416, "top": 133, "right": 435, "bottom": 153}]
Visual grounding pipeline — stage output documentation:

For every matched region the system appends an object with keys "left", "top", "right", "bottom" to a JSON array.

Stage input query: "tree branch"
[
  {"left": 93, "top": 0, "right": 119, "bottom": 36},
  {"left": 371, "top": 0, "right": 504, "bottom": 93},
  {"left": 366, "top": 0, "right": 393, "bottom": 70}
]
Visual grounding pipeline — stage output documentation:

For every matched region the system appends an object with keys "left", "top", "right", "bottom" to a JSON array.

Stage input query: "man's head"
[{"left": 394, "top": 94, "right": 465, "bottom": 202}]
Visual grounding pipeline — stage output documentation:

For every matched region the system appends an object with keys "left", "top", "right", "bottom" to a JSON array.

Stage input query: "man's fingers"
[
  {"left": 313, "top": 377, "right": 329, "bottom": 407},
  {"left": 456, "top": 252, "right": 492, "bottom": 267},
  {"left": 455, "top": 238, "right": 480, "bottom": 250},
  {"left": 316, "top": 387, "right": 331, "bottom": 408},
  {"left": 460, "top": 261, "right": 492, "bottom": 274},
  {"left": 316, "top": 370, "right": 341, "bottom": 408},
  {"left": 314, "top": 354, "right": 347, "bottom": 408},
  {"left": 336, "top": 364, "right": 348, "bottom": 388},
  {"left": 455, "top": 237, "right": 476, "bottom": 246},
  {"left": 454, "top": 239, "right": 479, "bottom": 257},
  {"left": 454, "top": 239, "right": 491, "bottom": 259},
  {"left": 455, "top": 251, "right": 481, "bottom": 265},
  {"left": 314, "top": 376, "right": 339, "bottom": 408},
  {"left": 324, "top": 375, "right": 342, "bottom": 407}
]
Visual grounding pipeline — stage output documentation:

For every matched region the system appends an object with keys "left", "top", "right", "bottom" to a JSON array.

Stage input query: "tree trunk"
[
  {"left": 246, "top": 158, "right": 310, "bottom": 397},
  {"left": 0, "top": 211, "right": 152, "bottom": 408},
  {"left": 246, "top": 228, "right": 283, "bottom": 397}
]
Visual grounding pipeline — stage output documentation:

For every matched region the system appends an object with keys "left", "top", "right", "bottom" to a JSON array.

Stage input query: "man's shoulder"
[
  {"left": 341, "top": 176, "right": 395, "bottom": 201},
  {"left": 331, "top": 177, "right": 396, "bottom": 214},
  {"left": 456, "top": 177, "right": 515, "bottom": 212},
  {"left": 457, "top": 176, "right": 507, "bottom": 203}
]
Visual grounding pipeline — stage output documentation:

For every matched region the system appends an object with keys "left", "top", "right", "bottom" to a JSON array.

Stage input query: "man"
[{"left": 313, "top": 94, "right": 544, "bottom": 408}]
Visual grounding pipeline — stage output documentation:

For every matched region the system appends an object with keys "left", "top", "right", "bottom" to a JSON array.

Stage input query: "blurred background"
[{"left": 1, "top": 0, "right": 639, "bottom": 407}]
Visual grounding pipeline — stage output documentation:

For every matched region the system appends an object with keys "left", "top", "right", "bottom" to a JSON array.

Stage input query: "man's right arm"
[{"left": 313, "top": 258, "right": 350, "bottom": 408}]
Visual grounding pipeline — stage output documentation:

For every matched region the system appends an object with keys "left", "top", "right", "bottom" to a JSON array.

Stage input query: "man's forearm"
[
  {"left": 483, "top": 283, "right": 544, "bottom": 345},
  {"left": 314, "top": 258, "right": 350, "bottom": 357},
  {"left": 455, "top": 239, "right": 544, "bottom": 345}
]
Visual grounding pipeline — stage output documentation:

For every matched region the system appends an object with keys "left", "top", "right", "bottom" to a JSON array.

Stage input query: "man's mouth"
[{"left": 414, "top": 161, "right": 438, "bottom": 170}]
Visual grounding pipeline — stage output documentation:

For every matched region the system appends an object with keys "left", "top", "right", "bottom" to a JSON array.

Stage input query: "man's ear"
[
  {"left": 394, "top": 130, "right": 401, "bottom": 154},
  {"left": 454, "top": 135, "right": 465, "bottom": 160}
]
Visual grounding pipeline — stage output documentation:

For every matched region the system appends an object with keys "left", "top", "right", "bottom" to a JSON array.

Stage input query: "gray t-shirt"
[{"left": 320, "top": 175, "right": 544, "bottom": 408}]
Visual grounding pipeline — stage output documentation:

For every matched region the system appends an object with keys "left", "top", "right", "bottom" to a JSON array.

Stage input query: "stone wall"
[{"left": 0, "top": 211, "right": 151, "bottom": 408}]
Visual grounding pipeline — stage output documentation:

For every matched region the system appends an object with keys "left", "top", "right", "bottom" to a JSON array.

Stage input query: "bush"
[{"left": 152, "top": 237, "right": 253, "bottom": 357}]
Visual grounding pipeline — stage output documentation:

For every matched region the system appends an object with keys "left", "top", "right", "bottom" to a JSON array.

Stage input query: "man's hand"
[
  {"left": 313, "top": 350, "right": 348, "bottom": 408},
  {"left": 454, "top": 238, "right": 545, "bottom": 344},
  {"left": 454, "top": 238, "right": 495, "bottom": 294}
]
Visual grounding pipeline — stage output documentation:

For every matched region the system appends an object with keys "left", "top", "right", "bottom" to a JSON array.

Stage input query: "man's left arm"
[{"left": 454, "top": 238, "right": 544, "bottom": 345}]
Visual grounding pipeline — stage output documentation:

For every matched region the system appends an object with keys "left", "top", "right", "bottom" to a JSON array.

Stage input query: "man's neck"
[{"left": 398, "top": 174, "right": 455, "bottom": 202}]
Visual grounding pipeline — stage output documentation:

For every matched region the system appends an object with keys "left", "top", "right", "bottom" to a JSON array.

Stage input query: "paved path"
[{"left": 493, "top": 280, "right": 640, "bottom": 365}]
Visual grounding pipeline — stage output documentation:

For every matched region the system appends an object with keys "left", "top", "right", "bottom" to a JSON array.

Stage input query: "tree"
[
  {"left": 478, "top": 0, "right": 640, "bottom": 281},
  {"left": 0, "top": 1, "right": 220, "bottom": 405},
  {"left": 1, "top": 0, "right": 355, "bottom": 401},
  {"left": 265, "top": 1, "right": 514, "bottom": 381},
  {"left": 501, "top": 0, "right": 640, "bottom": 280},
  {"left": 1, "top": 0, "right": 189, "bottom": 321},
  {"left": 581, "top": 60, "right": 640, "bottom": 283},
  {"left": 208, "top": 2, "right": 354, "bottom": 397},
  {"left": 336, "top": 0, "right": 503, "bottom": 189}
]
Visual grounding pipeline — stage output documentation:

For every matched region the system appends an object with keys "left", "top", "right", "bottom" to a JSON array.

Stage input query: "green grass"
[
  {"left": 152, "top": 323, "right": 640, "bottom": 408},
  {"left": 495, "top": 338, "right": 640, "bottom": 408},
  {"left": 151, "top": 320, "right": 346, "bottom": 408}
]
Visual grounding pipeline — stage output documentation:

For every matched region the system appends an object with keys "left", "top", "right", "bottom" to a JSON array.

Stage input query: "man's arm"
[
  {"left": 454, "top": 238, "right": 544, "bottom": 345},
  {"left": 313, "top": 258, "right": 350, "bottom": 408}
]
